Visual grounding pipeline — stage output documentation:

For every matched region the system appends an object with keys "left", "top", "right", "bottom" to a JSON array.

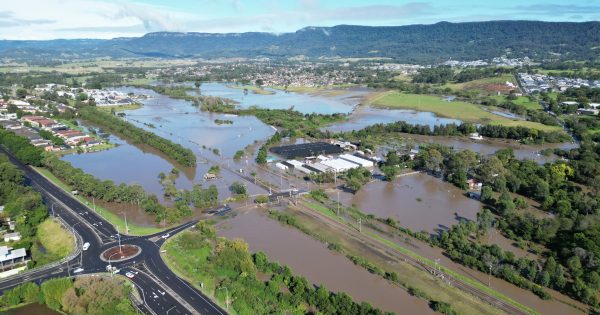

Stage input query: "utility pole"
[
  {"left": 337, "top": 191, "right": 340, "bottom": 216},
  {"left": 488, "top": 263, "right": 492, "bottom": 287},
  {"left": 51, "top": 203, "right": 55, "bottom": 217}
]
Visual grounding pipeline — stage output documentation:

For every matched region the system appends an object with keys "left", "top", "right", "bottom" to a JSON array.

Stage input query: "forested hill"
[{"left": 2, "top": 20, "right": 599, "bottom": 64}]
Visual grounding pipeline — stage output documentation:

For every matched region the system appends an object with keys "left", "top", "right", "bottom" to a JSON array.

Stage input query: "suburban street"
[{"left": 0, "top": 146, "right": 227, "bottom": 315}]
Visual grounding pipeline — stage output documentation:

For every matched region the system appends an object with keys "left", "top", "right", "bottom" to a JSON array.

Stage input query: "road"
[{"left": 0, "top": 146, "right": 227, "bottom": 315}]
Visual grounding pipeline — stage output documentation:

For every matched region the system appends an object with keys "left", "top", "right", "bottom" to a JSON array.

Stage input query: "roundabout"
[{"left": 100, "top": 244, "right": 142, "bottom": 263}]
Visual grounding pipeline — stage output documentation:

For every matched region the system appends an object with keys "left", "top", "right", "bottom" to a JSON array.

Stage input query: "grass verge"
[{"left": 33, "top": 166, "right": 164, "bottom": 236}]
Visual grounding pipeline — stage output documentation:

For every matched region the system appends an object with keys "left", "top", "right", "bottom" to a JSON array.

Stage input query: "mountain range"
[{"left": 1, "top": 20, "right": 599, "bottom": 64}]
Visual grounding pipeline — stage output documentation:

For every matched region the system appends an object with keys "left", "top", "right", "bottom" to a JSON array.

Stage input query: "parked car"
[
  {"left": 82, "top": 242, "right": 90, "bottom": 251},
  {"left": 73, "top": 267, "right": 84, "bottom": 274}
]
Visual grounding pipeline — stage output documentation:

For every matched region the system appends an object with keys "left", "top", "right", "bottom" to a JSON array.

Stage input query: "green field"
[
  {"left": 97, "top": 103, "right": 142, "bottom": 112},
  {"left": 37, "top": 218, "right": 75, "bottom": 258},
  {"left": 34, "top": 167, "right": 164, "bottom": 236},
  {"left": 491, "top": 95, "right": 542, "bottom": 110},
  {"left": 443, "top": 74, "right": 516, "bottom": 91},
  {"left": 370, "top": 91, "right": 560, "bottom": 131}
]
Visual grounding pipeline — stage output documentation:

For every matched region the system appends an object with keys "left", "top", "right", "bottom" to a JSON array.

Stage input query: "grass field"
[
  {"left": 491, "top": 95, "right": 542, "bottom": 110},
  {"left": 34, "top": 167, "right": 164, "bottom": 236},
  {"left": 444, "top": 74, "right": 516, "bottom": 92},
  {"left": 37, "top": 218, "right": 75, "bottom": 258},
  {"left": 96, "top": 103, "right": 142, "bottom": 112},
  {"left": 370, "top": 91, "right": 560, "bottom": 131}
]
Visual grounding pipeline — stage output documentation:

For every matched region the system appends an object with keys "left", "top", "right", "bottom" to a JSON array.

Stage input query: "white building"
[
  {"left": 339, "top": 154, "right": 374, "bottom": 168},
  {"left": 321, "top": 158, "right": 358, "bottom": 172},
  {"left": 3, "top": 232, "right": 21, "bottom": 242}
]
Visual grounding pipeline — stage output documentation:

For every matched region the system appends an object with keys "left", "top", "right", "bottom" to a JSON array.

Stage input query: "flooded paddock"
[
  {"left": 336, "top": 173, "right": 481, "bottom": 234},
  {"left": 217, "top": 210, "right": 435, "bottom": 314}
]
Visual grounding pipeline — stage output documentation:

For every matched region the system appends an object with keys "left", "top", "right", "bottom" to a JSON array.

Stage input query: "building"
[
  {"left": 577, "top": 108, "right": 600, "bottom": 116},
  {"left": 270, "top": 142, "right": 344, "bottom": 159},
  {"left": 0, "top": 246, "right": 28, "bottom": 271},
  {"left": 275, "top": 162, "right": 289, "bottom": 171},
  {"left": 467, "top": 179, "right": 483, "bottom": 190},
  {"left": 3, "top": 232, "right": 21, "bottom": 242},
  {"left": 339, "top": 154, "right": 374, "bottom": 168},
  {"left": 320, "top": 158, "right": 359, "bottom": 172}
]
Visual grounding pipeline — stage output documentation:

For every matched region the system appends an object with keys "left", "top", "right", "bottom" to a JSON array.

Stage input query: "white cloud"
[{"left": 0, "top": 0, "right": 189, "bottom": 39}]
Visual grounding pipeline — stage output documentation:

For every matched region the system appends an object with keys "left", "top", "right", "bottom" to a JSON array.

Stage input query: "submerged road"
[{"left": 0, "top": 146, "right": 227, "bottom": 315}]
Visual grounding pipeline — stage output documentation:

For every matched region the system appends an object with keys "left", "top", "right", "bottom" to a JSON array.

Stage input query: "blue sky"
[{"left": 0, "top": 0, "right": 598, "bottom": 39}]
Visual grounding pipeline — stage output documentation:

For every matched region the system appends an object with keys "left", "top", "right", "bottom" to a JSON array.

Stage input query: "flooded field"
[
  {"left": 324, "top": 105, "right": 462, "bottom": 132},
  {"left": 336, "top": 173, "right": 481, "bottom": 234},
  {"left": 4, "top": 303, "right": 59, "bottom": 315},
  {"left": 379, "top": 133, "right": 578, "bottom": 164},
  {"left": 217, "top": 210, "right": 435, "bottom": 314},
  {"left": 187, "top": 82, "right": 365, "bottom": 114}
]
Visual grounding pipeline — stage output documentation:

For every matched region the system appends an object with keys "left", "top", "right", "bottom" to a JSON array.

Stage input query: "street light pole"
[
  {"left": 121, "top": 212, "right": 129, "bottom": 235},
  {"left": 166, "top": 306, "right": 176, "bottom": 314},
  {"left": 51, "top": 203, "right": 55, "bottom": 217},
  {"left": 108, "top": 252, "right": 120, "bottom": 278},
  {"left": 117, "top": 233, "right": 122, "bottom": 253},
  {"left": 217, "top": 287, "right": 229, "bottom": 309}
]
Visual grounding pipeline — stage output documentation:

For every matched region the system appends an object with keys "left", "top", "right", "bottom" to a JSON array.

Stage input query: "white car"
[
  {"left": 161, "top": 233, "right": 170, "bottom": 239},
  {"left": 125, "top": 272, "right": 135, "bottom": 278},
  {"left": 82, "top": 242, "right": 90, "bottom": 251},
  {"left": 73, "top": 267, "right": 84, "bottom": 274}
]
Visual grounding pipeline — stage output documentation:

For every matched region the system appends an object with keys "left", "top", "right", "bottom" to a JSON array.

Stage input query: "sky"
[{"left": 0, "top": 0, "right": 598, "bottom": 40}]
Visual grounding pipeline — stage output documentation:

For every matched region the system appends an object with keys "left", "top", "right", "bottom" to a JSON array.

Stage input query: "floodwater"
[
  {"left": 63, "top": 87, "right": 271, "bottom": 199},
  {"left": 324, "top": 106, "right": 462, "bottom": 132},
  {"left": 217, "top": 210, "right": 435, "bottom": 315},
  {"left": 4, "top": 303, "right": 59, "bottom": 315},
  {"left": 187, "top": 82, "right": 365, "bottom": 114},
  {"left": 338, "top": 173, "right": 481, "bottom": 234}
]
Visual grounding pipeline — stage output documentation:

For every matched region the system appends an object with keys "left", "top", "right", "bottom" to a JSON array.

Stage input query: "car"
[
  {"left": 82, "top": 242, "right": 90, "bottom": 251},
  {"left": 125, "top": 272, "right": 135, "bottom": 278},
  {"left": 73, "top": 267, "right": 84, "bottom": 274},
  {"left": 161, "top": 233, "right": 170, "bottom": 239}
]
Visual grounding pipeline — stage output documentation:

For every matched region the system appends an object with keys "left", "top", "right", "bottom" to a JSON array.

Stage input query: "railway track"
[{"left": 294, "top": 200, "right": 533, "bottom": 315}]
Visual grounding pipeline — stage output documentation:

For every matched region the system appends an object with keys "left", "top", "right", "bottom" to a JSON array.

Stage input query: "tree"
[
  {"left": 477, "top": 208, "right": 494, "bottom": 234},
  {"left": 230, "top": 181, "right": 247, "bottom": 195},
  {"left": 497, "top": 191, "right": 515, "bottom": 216}
]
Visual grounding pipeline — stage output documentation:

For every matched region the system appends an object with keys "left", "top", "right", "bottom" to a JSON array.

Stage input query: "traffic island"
[{"left": 100, "top": 245, "right": 142, "bottom": 262}]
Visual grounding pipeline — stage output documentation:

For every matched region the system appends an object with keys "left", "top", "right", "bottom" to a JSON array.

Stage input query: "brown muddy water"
[
  {"left": 336, "top": 173, "right": 482, "bottom": 234},
  {"left": 3, "top": 303, "right": 59, "bottom": 315},
  {"left": 217, "top": 210, "right": 435, "bottom": 315}
]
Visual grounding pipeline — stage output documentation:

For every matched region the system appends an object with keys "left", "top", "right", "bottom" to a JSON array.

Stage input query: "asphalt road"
[{"left": 0, "top": 146, "right": 227, "bottom": 315}]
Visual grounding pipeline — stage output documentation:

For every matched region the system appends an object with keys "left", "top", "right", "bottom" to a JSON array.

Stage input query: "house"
[
  {"left": 275, "top": 162, "right": 289, "bottom": 171},
  {"left": 467, "top": 179, "right": 483, "bottom": 190},
  {"left": 3, "top": 232, "right": 21, "bottom": 242},
  {"left": 469, "top": 133, "right": 483, "bottom": 140},
  {"left": 577, "top": 108, "right": 600, "bottom": 116},
  {"left": 0, "top": 246, "right": 28, "bottom": 271},
  {"left": 561, "top": 101, "right": 579, "bottom": 107}
]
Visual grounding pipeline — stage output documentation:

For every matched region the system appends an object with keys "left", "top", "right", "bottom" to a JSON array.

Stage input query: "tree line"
[
  {"left": 388, "top": 142, "right": 600, "bottom": 306},
  {"left": 0, "top": 276, "right": 137, "bottom": 315},
  {"left": 328, "top": 120, "right": 570, "bottom": 144}
]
